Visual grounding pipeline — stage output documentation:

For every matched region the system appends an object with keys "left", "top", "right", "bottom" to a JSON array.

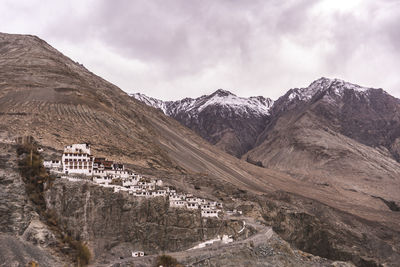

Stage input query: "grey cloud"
[{"left": 1, "top": 0, "right": 399, "bottom": 99}]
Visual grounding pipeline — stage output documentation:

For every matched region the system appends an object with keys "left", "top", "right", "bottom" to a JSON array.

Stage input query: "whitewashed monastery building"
[
  {"left": 50, "top": 144, "right": 224, "bottom": 218},
  {"left": 62, "top": 144, "right": 94, "bottom": 175}
]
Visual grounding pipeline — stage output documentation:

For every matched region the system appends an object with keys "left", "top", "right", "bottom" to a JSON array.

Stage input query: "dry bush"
[{"left": 155, "top": 254, "right": 183, "bottom": 267}]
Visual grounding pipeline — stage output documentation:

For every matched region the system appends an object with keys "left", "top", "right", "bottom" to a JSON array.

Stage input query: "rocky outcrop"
[
  {"left": 45, "top": 179, "right": 244, "bottom": 262},
  {"left": 0, "top": 234, "right": 60, "bottom": 267}
]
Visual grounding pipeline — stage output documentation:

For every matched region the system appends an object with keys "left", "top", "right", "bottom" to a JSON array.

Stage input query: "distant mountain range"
[{"left": 132, "top": 78, "right": 400, "bottom": 163}]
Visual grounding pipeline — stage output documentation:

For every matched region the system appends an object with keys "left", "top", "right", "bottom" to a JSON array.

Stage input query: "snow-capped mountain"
[
  {"left": 286, "top": 77, "right": 371, "bottom": 102},
  {"left": 132, "top": 89, "right": 273, "bottom": 117},
  {"left": 132, "top": 78, "right": 400, "bottom": 162},
  {"left": 268, "top": 77, "right": 387, "bottom": 118},
  {"left": 249, "top": 77, "right": 400, "bottom": 168},
  {"left": 131, "top": 89, "right": 274, "bottom": 157}
]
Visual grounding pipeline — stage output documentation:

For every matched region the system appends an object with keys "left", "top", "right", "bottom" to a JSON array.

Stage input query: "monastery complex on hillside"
[{"left": 44, "top": 143, "right": 231, "bottom": 218}]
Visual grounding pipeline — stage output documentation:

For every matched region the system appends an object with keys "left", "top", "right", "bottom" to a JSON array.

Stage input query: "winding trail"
[{"left": 93, "top": 216, "right": 274, "bottom": 267}]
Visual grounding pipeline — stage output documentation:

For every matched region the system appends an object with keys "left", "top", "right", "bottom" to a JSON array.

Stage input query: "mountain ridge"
[
  {"left": 131, "top": 89, "right": 274, "bottom": 157},
  {"left": 133, "top": 77, "right": 400, "bottom": 163}
]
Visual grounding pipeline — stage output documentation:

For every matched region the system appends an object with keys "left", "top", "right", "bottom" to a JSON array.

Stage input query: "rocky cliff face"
[
  {"left": 45, "top": 179, "right": 244, "bottom": 263},
  {"left": 132, "top": 89, "right": 273, "bottom": 157},
  {"left": 0, "top": 141, "right": 62, "bottom": 266}
]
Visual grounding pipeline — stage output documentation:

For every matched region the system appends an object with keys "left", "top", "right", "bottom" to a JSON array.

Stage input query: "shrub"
[
  {"left": 27, "top": 261, "right": 39, "bottom": 267},
  {"left": 155, "top": 255, "right": 183, "bottom": 267},
  {"left": 74, "top": 241, "right": 91, "bottom": 266},
  {"left": 17, "top": 143, "right": 50, "bottom": 211}
]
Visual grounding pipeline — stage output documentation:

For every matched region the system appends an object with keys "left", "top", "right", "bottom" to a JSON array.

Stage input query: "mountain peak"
[
  {"left": 211, "top": 89, "right": 235, "bottom": 97},
  {"left": 288, "top": 78, "right": 373, "bottom": 102}
]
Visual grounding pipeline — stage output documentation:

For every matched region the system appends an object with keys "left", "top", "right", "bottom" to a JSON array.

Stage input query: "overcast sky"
[{"left": 1, "top": 0, "right": 399, "bottom": 100}]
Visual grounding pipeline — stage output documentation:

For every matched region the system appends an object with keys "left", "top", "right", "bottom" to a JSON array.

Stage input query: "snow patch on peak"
[
  {"left": 197, "top": 90, "right": 273, "bottom": 115},
  {"left": 211, "top": 89, "right": 236, "bottom": 97},
  {"left": 287, "top": 78, "right": 372, "bottom": 102},
  {"left": 131, "top": 90, "right": 274, "bottom": 118},
  {"left": 130, "top": 93, "right": 168, "bottom": 114}
]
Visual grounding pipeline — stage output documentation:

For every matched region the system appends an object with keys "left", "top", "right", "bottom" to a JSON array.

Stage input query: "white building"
[
  {"left": 170, "top": 195, "right": 183, "bottom": 201},
  {"left": 152, "top": 190, "right": 167, "bottom": 197},
  {"left": 201, "top": 204, "right": 212, "bottom": 210},
  {"left": 62, "top": 144, "right": 94, "bottom": 175},
  {"left": 186, "top": 197, "right": 202, "bottom": 204},
  {"left": 201, "top": 210, "right": 219, "bottom": 218},
  {"left": 108, "top": 169, "right": 131, "bottom": 179},
  {"left": 93, "top": 176, "right": 113, "bottom": 185},
  {"left": 170, "top": 200, "right": 186, "bottom": 208},
  {"left": 93, "top": 169, "right": 107, "bottom": 177},
  {"left": 132, "top": 251, "right": 144, "bottom": 257},
  {"left": 93, "top": 169, "right": 131, "bottom": 179},
  {"left": 208, "top": 201, "right": 218, "bottom": 207},
  {"left": 122, "top": 176, "right": 139, "bottom": 187},
  {"left": 130, "top": 185, "right": 141, "bottom": 191},
  {"left": 43, "top": 160, "right": 62, "bottom": 169},
  {"left": 186, "top": 203, "right": 198, "bottom": 209}
]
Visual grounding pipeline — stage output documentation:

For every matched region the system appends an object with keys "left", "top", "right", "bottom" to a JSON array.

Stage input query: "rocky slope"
[{"left": 132, "top": 89, "right": 273, "bottom": 157}]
